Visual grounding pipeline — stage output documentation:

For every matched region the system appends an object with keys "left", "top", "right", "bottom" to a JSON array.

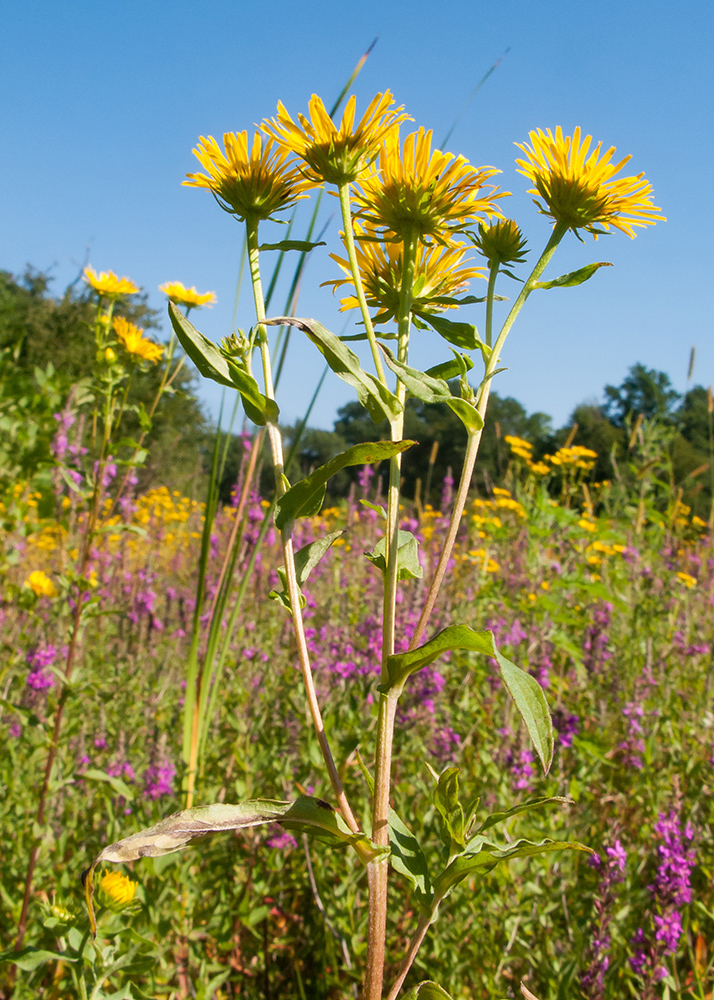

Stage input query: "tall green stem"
[
  {"left": 364, "top": 231, "right": 418, "bottom": 1000},
  {"left": 245, "top": 217, "right": 358, "bottom": 834},
  {"left": 337, "top": 183, "right": 387, "bottom": 385}
]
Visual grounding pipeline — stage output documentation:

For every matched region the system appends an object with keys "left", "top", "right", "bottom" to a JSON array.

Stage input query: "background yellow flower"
[
  {"left": 84, "top": 266, "right": 139, "bottom": 298},
  {"left": 159, "top": 282, "right": 216, "bottom": 308},
  {"left": 113, "top": 316, "right": 163, "bottom": 364}
]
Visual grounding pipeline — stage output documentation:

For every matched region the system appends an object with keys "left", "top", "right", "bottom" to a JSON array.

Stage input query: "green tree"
[{"left": 603, "top": 362, "right": 681, "bottom": 427}]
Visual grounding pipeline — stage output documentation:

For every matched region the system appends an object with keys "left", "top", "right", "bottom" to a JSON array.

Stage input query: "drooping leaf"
[
  {"left": 386, "top": 626, "right": 553, "bottom": 771},
  {"left": 432, "top": 836, "right": 593, "bottom": 899},
  {"left": 425, "top": 353, "right": 474, "bottom": 381},
  {"left": 432, "top": 767, "right": 466, "bottom": 860},
  {"left": 366, "top": 529, "right": 423, "bottom": 582},
  {"left": 532, "top": 262, "right": 612, "bottom": 290},
  {"left": 445, "top": 397, "right": 484, "bottom": 435},
  {"left": 265, "top": 316, "right": 402, "bottom": 423},
  {"left": 476, "top": 796, "right": 571, "bottom": 835},
  {"left": 82, "top": 796, "right": 384, "bottom": 936},
  {"left": 169, "top": 305, "right": 278, "bottom": 425},
  {"left": 388, "top": 808, "right": 433, "bottom": 903},
  {"left": 418, "top": 313, "right": 481, "bottom": 351},
  {"left": 379, "top": 346, "right": 452, "bottom": 403},
  {"left": 403, "top": 982, "right": 455, "bottom": 1000},
  {"left": 269, "top": 531, "right": 344, "bottom": 611},
  {"left": 258, "top": 240, "right": 326, "bottom": 252},
  {"left": 274, "top": 441, "right": 414, "bottom": 530},
  {"left": 359, "top": 499, "right": 387, "bottom": 520}
]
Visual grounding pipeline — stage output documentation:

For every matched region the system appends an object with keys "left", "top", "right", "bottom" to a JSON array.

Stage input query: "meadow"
[{"left": 2, "top": 81, "right": 712, "bottom": 1000}]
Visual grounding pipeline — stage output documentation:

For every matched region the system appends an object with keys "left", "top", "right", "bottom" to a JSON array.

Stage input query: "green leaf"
[
  {"left": 82, "top": 767, "right": 136, "bottom": 802},
  {"left": 476, "top": 796, "right": 571, "bottom": 835},
  {"left": 274, "top": 441, "right": 414, "bottom": 530},
  {"left": 432, "top": 767, "right": 466, "bottom": 860},
  {"left": 265, "top": 316, "right": 402, "bottom": 423},
  {"left": 432, "top": 836, "right": 593, "bottom": 898},
  {"left": 386, "top": 624, "right": 494, "bottom": 691},
  {"left": 425, "top": 354, "right": 474, "bottom": 381},
  {"left": 258, "top": 240, "right": 326, "bottom": 252},
  {"left": 366, "top": 529, "right": 423, "bottom": 582},
  {"left": 418, "top": 313, "right": 481, "bottom": 350},
  {"left": 388, "top": 809, "right": 433, "bottom": 903},
  {"left": 386, "top": 626, "right": 553, "bottom": 771},
  {"left": 532, "top": 262, "right": 612, "bottom": 290},
  {"left": 269, "top": 531, "right": 343, "bottom": 611},
  {"left": 359, "top": 499, "right": 387, "bottom": 520},
  {"left": 169, "top": 304, "right": 278, "bottom": 425},
  {"left": 0, "top": 948, "right": 76, "bottom": 971},
  {"left": 445, "top": 397, "right": 484, "bottom": 435},
  {"left": 278, "top": 797, "right": 387, "bottom": 864},
  {"left": 379, "top": 346, "right": 452, "bottom": 404},
  {"left": 404, "top": 983, "right": 455, "bottom": 1000}
]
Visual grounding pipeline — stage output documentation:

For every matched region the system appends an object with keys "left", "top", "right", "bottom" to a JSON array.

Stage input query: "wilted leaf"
[
  {"left": 265, "top": 317, "right": 401, "bottom": 423},
  {"left": 274, "top": 441, "right": 414, "bottom": 530}
]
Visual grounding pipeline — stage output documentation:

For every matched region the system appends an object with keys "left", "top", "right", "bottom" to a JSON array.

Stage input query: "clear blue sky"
[{"left": 2, "top": 0, "right": 712, "bottom": 431}]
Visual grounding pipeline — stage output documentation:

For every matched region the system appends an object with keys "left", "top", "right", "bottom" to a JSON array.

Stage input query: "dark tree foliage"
[
  {"left": 0, "top": 268, "right": 210, "bottom": 492},
  {"left": 603, "top": 363, "right": 681, "bottom": 427}
]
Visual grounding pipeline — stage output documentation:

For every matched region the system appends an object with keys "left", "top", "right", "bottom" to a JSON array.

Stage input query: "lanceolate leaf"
[
  {"left": 169, "top": 305, "right": 278, "bottom": 425},
  {"left": 265, "top": 316, "right": 402, "bottom": 423},
  {"left": 432, "top": 767, "right": 466, "bottom": 860},
  {"left": 379, "top": 346, "right": 452, "bottom": 403},
  {"left": 269, "top": 531, "right": 344, "bottom": 611},
  {"left": 386, "top": 626, "right": 553, "bottom": 771},
  {"left": 417, "top": 313, "right": 481, "bottom": 351},
  {"left": 366, "top": 529, "right": 423, "bottom": 581},
  {"left": 432, "top": 836, "right": 593, "bottom": 899},
  {"left": 531, "top": 262, "right": 612, "bottom": 290},
  {"left": 82, "top": 797, "right": 384, "bottom": 936},
  {"left": 258, "top": 240, "right": 326, "bottom": 252},
  {"left": 476, "top": 796, "right": 571, "bottom": 835},
  {"left": 388, "top": 809, "right": 433, "bottom": 903},
  {"left": 445, "top": 397, "right": 484, "bottom": 435},
  {"left": 274, "top": 441, "right": 414, "bottom": 530},
  {"left": 425, "top": 353, "right": 474, "bottom": 381}
]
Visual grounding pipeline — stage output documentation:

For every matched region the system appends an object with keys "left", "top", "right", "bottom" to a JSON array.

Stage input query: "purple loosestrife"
[
  {"left": 583, "top": 602, "right": 613, "bottom": 674},
  {"left": 629, "top": 811, "right": 696, "bottom": 990},
  {"left": 581, "top": 838, "right": 627, "bottom": 999},
  {"left": 26, "top": 644, "right": 58, "bottom": 690}
]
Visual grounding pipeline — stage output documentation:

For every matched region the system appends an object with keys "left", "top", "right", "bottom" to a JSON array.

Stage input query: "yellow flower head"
[
  {"left": 261, "top": 91, "right": 411, "bottom": 186},
  {"left": 159, "top": 282, "right": 216, "bottom": 309},
  {"left": 515, "top": 127, "right": 665, "bottom": 238},
  {"left": 470, "top": 219, "right": 528, "bottom": 267},
  {"left": 98, "top": 871, "right": 137, "bottom": 909},
  {"left": 113, "top": 316, "right": 163, "bottom": 364},
  {"left": 25, "top": 570, "right": 56, "bottom": 598},
  {"left": 84, "top": 267, "right": 139, "bottom": 298},
  {"left": 325, "top": 226, "right": 484, "bottom": 322},
  {"left": 354, "top": 127, "right": 507, "bottom": 245},
  {"left": 184, "top": 131, "right": 315, "bottom": 221}
]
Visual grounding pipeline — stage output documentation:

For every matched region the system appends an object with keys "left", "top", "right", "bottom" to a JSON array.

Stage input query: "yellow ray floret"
[
  {"left": 325, "top": 226, "right": 484, "bottom": 322},
  {"left": 98, "top": 871, "right": 137, "bottom": 907},
  {"left": 24, "top": 570, "right": 56, "bottom": 597},
  {"left": 84, "top": 266, "right": 139, "bottom": 298},
  {"left": 262, "top": 91, "right": 411, "bottom": 186},
  {"left": 184, "top": 131, "right": 314, "bottom": 221},
  {"left": 159, "top": 282, "right": 216, "bottom": 308},
  {"left": 114, "top": 316, "right": 163, "bottom": 363},
  {"left": 515, "top": 127, "right": 665, "bottom": 237},
  {"left": 354, "top": 127, "right": 508, "bottom": 245}
]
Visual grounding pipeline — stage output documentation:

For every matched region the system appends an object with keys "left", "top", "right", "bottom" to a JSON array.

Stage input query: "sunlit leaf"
[
  {"left": 274, "top": 441, "right": 414, "bottom": 530},
  {"left": 269, "top": 531, "right": 344, "bottom": 611},
  {"left": 532, "top": 262, "right": 612, "bottom": 290},
  {"left": 445, "top": 397, "right": 484, "bottom": 435},
  {"left": 417, "top": 313, "right": 481, "bottom": 351},
  {"left": 432, "top": 766, "right": 466, "bottom": 860},
  {"left": 476, "top": 796, "right": 571, "bottom": 835},
  {"left": 425, "top": 353, "right": 474, "bottom": 381},
  {"left": 404, "top": 982, "right": 455, "bottom": 1000},
  {"left": 366, "top": 529, "right": 423, "bottom": 581},
  {"left": 258, "top": 240, "right": 326, "bottom": 252}
]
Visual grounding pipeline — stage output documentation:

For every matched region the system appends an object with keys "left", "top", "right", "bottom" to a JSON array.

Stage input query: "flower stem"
[
  {"left": 245, "top": 217, "right": 358, "bottom": 833},
  {"left": 364, "top": 230, "right": 418, "bottom": 1000},
  {"left": 337, "top": 183, "right": 387, "bottom": 385}
]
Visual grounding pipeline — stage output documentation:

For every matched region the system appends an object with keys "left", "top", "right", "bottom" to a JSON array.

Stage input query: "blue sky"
[{"left": 2, "top": 0, "right": 712, "bottom": 431}]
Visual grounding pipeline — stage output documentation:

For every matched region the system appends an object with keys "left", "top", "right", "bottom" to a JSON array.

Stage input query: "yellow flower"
[
  {"left": 113, "top": 316, "right": 163, "bottom": 363},
  {"left": 84, "top": 266, "right": 139, "bottom": 298},
  {"left": 528, "top": 462, "right": 551, "bottom": 475},
  {"left": 25, "top": 570, "right": 56, "bottom": 597},
  {"left": 262, "top": 91, "right": 411, "bottom": 185},
  {"left": 98, "top": 871, "right": 137, "bottom": 909},
  {"left": 354, "top": 127, "right": 507, "bottom": 245},
  {"left": 184, "top": 131, "right": 314, "bottom": 221},
  {"left": 159, "top": 282, "right": 216, "bottom": 309},
  {"left": 515, "top": 127, "right": 665, "bottom": 238},
  {"left": 676, "top": 571, "right": 697, "bottom": 589},
  {"left": 325, "top": 226, "right": 484, "bottom": 322},
  {"left": 470, "top": 219, "right": 528, "bottom": 267},
  {"left": 104, "top": 347, "right": 117, "bottom": 363}
]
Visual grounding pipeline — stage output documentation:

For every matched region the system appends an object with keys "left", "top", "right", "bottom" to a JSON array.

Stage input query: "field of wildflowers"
[{"left": 2, "top": 63, "right": 712, "bottom": 1000}]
